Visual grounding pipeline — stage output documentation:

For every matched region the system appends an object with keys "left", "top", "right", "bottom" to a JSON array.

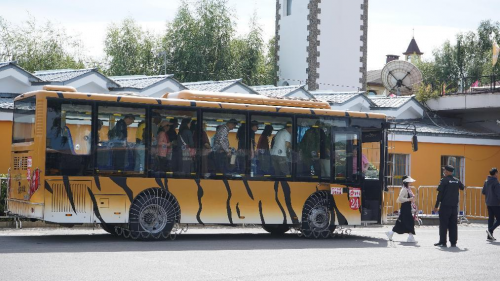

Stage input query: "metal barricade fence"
[
  {"left": 416, "top": 185, "right": 468, "bottom": 224},
  {"left": 465, "top": 186, "right": 488, "bottom": 219}
]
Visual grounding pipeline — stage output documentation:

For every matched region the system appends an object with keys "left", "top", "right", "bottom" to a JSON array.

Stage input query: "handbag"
[{"left": 179, "top": 135, "right": 196, "bottom": 158}]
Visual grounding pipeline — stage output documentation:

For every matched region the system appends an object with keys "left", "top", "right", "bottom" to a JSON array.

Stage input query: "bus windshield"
[{"left": 13, "top": 97, "right": 36, "bottom": 143}]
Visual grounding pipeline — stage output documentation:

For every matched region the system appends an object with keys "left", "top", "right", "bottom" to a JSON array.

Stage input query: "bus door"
[{"left": 360, "top": 130, "right": 384, "bottom": 223}]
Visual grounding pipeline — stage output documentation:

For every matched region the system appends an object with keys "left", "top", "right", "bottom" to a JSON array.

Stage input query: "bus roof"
[{"left": 16, "top": 86, "right": 387, "bottom": 120}]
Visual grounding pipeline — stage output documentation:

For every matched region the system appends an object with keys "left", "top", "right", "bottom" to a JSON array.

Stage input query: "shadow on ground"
[{"left": 0, "top": 232, "right": 390, "bottom": 254}]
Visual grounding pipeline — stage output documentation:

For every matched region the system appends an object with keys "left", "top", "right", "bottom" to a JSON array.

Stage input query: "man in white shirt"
[{"left": 270, "top": 124, "right": 292, "bottom": 176}]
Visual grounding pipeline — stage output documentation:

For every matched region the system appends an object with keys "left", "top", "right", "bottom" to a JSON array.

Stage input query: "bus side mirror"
[{"left": 412, "top": 135, "right": 418, "bottom": 152}]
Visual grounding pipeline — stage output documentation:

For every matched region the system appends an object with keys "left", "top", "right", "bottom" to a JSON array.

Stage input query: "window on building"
[
  {"left": 96, "top": 105, "right": 146, "bottom": 175},
  {"left": 202, "top": 111, "right": 246, "bottom": 178},
  {"left": 441, "top": 156, "right": 465, "bottom": 182},
  {"left": 46, "top": 100, "right": 93, "bottom": 176},
  {"left": 251, "top": 115, "right": 293, "bottom": 178},
  {"left": 285, "top": 0, "right": 292, "bottom": 16},
  {"left": 388, "top": 154, "right": 410, "bottom": 186},
  {"left": 150, "top": 108, "right": 198, "bottom": 178}
]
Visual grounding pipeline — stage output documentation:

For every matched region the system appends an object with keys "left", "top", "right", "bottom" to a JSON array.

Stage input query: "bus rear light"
[
  {"left": 114, "top": 212, "right": 121, "bottom": 215},
  {"left": 65, "top": 214, "right": 72, "bottom": 217}
]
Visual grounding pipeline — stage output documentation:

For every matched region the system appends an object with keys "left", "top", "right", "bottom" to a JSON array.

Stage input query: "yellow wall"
[
  {"left": 0, "top": 121, "right": 13, "bottom": 174},
  {"left": 390, "top": 140, "right": 499, "bottom": 187}
]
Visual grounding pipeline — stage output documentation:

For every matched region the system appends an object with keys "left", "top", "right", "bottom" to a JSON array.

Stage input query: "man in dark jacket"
[
  {"left": 433, "top": 165, "right": 465, "bottom": 247},
  {"left": 483, "top": 167, "right": 500, "bottom": 241}
]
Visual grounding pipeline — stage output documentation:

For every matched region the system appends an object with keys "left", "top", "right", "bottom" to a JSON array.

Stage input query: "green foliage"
[
  {"left": 414, "top": 83, "right": 440, "bottom": 103},
  {"left": 424, "top": 20, "right": 500, "bottom": 88},
  {"left": 104, "top": 17, "right": 163, "bottom": 76},
  {"left": 0, "top": 15, "right": 85, "bottom": 72}
]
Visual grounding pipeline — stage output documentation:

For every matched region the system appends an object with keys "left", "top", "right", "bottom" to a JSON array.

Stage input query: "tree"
[
  {"left": 164, "top": 0, "right": 234, "bottom": 82},
  {"left": 104, "top": 17, "right": 163, "bottom": 76},
  {"left": 0, "top": 15, "right": 85, "bottom": 72}
]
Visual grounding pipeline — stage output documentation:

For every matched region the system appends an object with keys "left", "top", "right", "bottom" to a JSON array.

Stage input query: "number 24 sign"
[{"left": 350, "top": 198, "right": 360, "bottom": 210}]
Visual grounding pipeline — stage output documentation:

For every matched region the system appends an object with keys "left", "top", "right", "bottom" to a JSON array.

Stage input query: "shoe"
[
  {"left": 486, "top": 229, "right": 494, "bottom": 240},
  {"left": 450, "top": 244, "right": 457, "bottom": 247},
  {"left": 434, "top": 242, "right": 447, "bottom": 247},
  {"left": 385, "top": 231, "right": 394, "bottom": 241},
  {"left": 407, "top": 235, "right": 417, "bottom": 243},
  {"left": 487, "top": 236, "right": 495, "bottom": 241}
]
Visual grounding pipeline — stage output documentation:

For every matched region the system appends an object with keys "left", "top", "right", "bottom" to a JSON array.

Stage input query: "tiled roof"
[
  {"left": 0, "top": 62, "right": 10, "bottom": 68},
  {"left": 34, "top": 68, "right": 94, "bottom": 82},
  {"left": 393, "top": 121, "right": 500, "bottom": 138},
  {"left": 403, "top": 38, "right": 423, "bottom": 55},
  {"left": 0, "top": 93, "right": 20, "bottom": 110},
  {"left": 312, "top": 92, "right": 363, "bottom": 104},
  {"left": 370, "top": 96, "right": 412, "bottom": 108},
  {"left": 111, "top": 75, "right": 175, "bottom": 90},
  {"left": 252, "top": 85, "right": 305, "bottom": 98},
  {"left": 367, "top": 70, "right": 383, "bottom": 85},
  {"left": 183, "top": 79, "right": 242, "bottom": 92}
]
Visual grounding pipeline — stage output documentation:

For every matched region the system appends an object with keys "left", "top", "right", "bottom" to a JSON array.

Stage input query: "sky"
[{"left": 1, "top": 0, "right": 499, "bottom": 71}]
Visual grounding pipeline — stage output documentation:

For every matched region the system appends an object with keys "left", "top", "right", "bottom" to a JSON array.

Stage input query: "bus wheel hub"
[
  {"left": 139, "top": 204, "right": 167, "bottom": 234},
  {"left": 308, "top": 206, "right": 329, "bottom": 230}
]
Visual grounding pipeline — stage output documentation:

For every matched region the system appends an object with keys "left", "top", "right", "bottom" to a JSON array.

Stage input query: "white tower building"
[{"left": 275, "top": 0, "right": 368, "bottom": 91}]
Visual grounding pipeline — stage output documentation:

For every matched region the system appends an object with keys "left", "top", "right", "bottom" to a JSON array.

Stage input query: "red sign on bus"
[{"left": 350, "top": 198, "right": 360, "bottom": 210}]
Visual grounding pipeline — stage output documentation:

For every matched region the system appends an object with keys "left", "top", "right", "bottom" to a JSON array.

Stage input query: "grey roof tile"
[
  {"left": 252, "top": 85, "right": 304, "bottom": 98},
  {"left": 312, "top": 92, "right": 362, "bottom": 104},
  {"left": 111, "top": 75, "right": 174, "bottom": 89},
  {"left": 34, "top": 68, "right": 94, "bottom": 82},
  {"left": 0, "top": 93, "right": 19, "bottom": 110},
  {"left": 183, "top": 79, "right": 241, "bottom": 92},
  {"left": 370, "top": 96, "right": 412, "bottom": 108},
  {"left": 367, "top": 69, "right": 383, "bottom": 85},
  {"left": 392, "top": 121, "right": 500, "bottom": 138}
]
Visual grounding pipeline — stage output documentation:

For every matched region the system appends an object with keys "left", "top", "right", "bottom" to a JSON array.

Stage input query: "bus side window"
[
  {"left": 149, "top": 108, "right": 197, "bottom": 178},
  {"left": 251, "top": 115, "right": 293, "bottom": 178},
  {"left": 46, "top": 101, "right": 93, "bottom": 176},
  {"left": 96, "top": 106, "right": 146, "bottom": 175},
  {"left": 202, "top": 111, "right": 245, "bottom": 178}
]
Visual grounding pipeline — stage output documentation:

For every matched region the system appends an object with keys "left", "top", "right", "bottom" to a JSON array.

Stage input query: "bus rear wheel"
[
  {"left": 129, "top": 189, "right": 180, "bottom": 240},
  {"left": 262, "top": 224, "right": 290, "bottom": 235},
  {"left": 300, "top": 191, "right": 336, "bottom": 239}
]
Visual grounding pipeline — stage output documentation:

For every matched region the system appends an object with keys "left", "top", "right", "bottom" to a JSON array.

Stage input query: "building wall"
[
  {"left": 317, "top": 0, "right": 365, "bottom": 91},
  {"left": 0, "top": 121, "right": 12, "bottom": 174},
  {"left": 277, "top": 0, "right": 310, "bottom": 86}
]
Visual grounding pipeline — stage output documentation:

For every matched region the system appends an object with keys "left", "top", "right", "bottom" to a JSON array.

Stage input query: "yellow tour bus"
[{"left": 7, "top": 85, "right": 388, "bottom": 240}]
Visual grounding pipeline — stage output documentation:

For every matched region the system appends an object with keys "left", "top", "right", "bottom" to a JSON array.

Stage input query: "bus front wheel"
[
  {"left": 129, "top": 189, "right": 180, "bottom": 240},
  {"left": 262, "top": 224, "right": 290, "bottom": 235},
  {"left": 300, "top": 191, "right": 336, "bottom": 239}
]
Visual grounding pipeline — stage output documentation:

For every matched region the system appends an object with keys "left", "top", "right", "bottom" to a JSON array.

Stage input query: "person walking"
[
  {"left": 483, "top": 167, "right": 500, "bottom": 241},
  {"left": 386, "top": 176, "right": 417, "bottom": 243},
  {"left": 433, "top": 165, "right": 465, "bottom": 247}
]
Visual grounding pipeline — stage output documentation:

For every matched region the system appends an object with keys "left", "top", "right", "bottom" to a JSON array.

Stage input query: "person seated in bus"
[
  {"left": 179, "top": 118, "right": 195, "bottom": 175},
  {"left": 270, "top": 123, "right": 292, "bottom": 176},
  {"left": 213, "top": 119, "right": 238, "bottom": 174},
  {"left": 156, "top": 120, "right": 172, "bottom": 174},
  {"left": 299, "top": 121, "right": 322, "bottom": 176},
  {"left": 108, "top": 114, "right": 135, "bottom": 171},
  {"left": 256, "top": 124, "right": 273, "bottom": 175},
  {"left": 194, "top": 121, "right": 211, "bottom": 177},
  {"left": 135, "top": 119, "right": 146, "bottom": 173}
]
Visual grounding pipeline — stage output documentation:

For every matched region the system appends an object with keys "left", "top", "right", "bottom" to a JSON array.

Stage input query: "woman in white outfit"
[{"left": 386, "top": 175, "right": 417, "bottom": 243}]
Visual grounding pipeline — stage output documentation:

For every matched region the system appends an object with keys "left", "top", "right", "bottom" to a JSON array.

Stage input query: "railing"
[
  {"left": 383, "top": 185, "right": 489, "bottom": 225},
  {"left": 441, "top": 75, "right": 500, "bottom": 95}
]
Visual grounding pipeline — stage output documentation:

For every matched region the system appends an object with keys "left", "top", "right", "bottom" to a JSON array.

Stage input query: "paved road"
[{"left": 0, "top": 224, "right": 498, "bottom": 281}]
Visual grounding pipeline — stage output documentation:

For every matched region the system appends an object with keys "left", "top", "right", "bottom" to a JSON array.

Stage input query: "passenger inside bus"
[
  {"left": 256, "top": 124, "right": 273, "bottom": 175},
  {"left": 194, "top": 121, "right": 211, "bottom": 177},
  {"left": 179, "top": 118, "right": 195, "bottom": 175},
  {"left": 155, "top": 120, "right": 172, "bottom": 174},
  {"left": 270, "top": 123, "right": 292, "bottom": 176},
  {"left": 213, "top": 119, "right": 238, "bottom": 174},
  {"left": 108, "top": 114, "right": 135, "bottom": 171}
]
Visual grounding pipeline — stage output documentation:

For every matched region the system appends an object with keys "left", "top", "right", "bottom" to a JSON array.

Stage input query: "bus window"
[
  {"left": 202, "top": 112, "right": 245, "bottom": 178},
  {"left": 333, "top": 133, "right": 360, "bottom": 183},
  {"left": 150, "top": 109, "right": 197, "bottom": 178},
  {"left": 251, "top": 115, "right": 292, "bottom": 178},
  {"left": 297, "top": 118, "right": 332, "bottom": 179},
  {"left": 13, "top": 97, "right": 36, "bottom": 143},
  {"left": 46, "top": 101, "right": 93, "bottom": 176},
  {"left": 362, "top": 131, "right": 381, "bottom": 180},
  {"left": 97, "top": 106, "right": 146, "bottom": 175}
]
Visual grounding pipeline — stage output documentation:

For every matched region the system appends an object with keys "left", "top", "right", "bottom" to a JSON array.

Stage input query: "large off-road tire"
[
  {"left": 300, "top": 191, "right": 336, "bottom": 239},
  {"left": 262, "top": 224, "right": 290, "bottom": 235},
  {"left": 129, "top": 188, "right": 180, "bottom": 240}
]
